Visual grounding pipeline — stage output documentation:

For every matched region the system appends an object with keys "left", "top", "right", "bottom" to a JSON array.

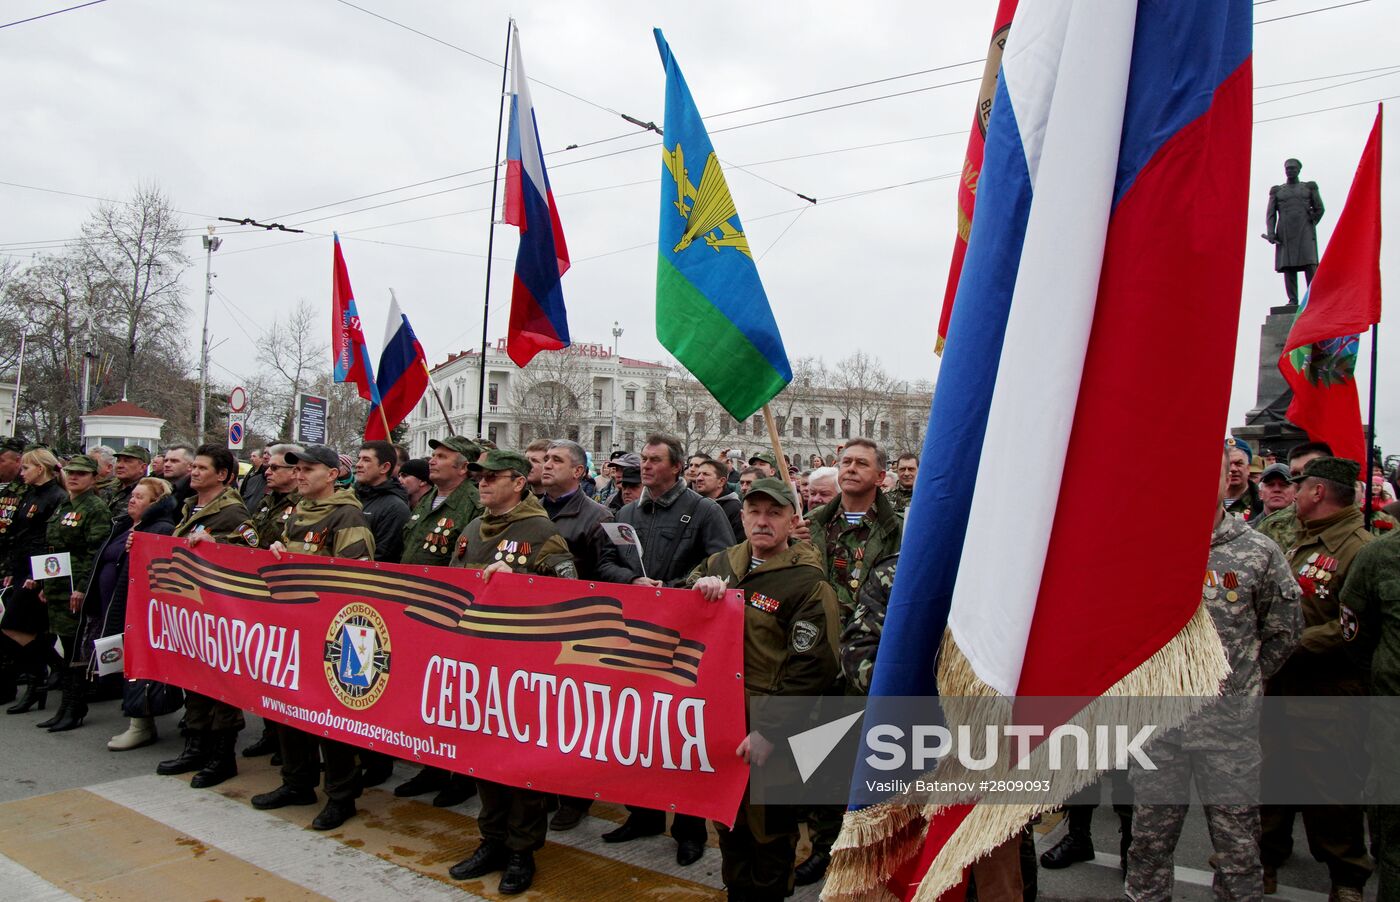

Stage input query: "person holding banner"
[
  {"left": 447, "top": 448, "right": 577, "bottom": 895},
  {"left": 31, "top": 454, "right": 111, "bottom": 732},
  {"left": 157, "top": 445, "right": 258, "bottom": 786},
  {"left": 252, "top": 443, "right": 375, "bottom": 832},
  {"left": 1, "top": 448, "right": 67, "bottom": 714},
  {"left": 688, "top": 477, "right": 841, "bottom": 901}
]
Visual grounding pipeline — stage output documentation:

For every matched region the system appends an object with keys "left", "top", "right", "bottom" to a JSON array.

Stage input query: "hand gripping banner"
[{"left": 125, "top": 534, "right": 749, "bottom": 824}]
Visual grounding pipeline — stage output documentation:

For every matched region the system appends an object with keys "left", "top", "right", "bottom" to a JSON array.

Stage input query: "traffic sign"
[
  {"left": 228, "top": 414, "right": 246, "bottom": 450},
  {"left": 228, "top": 386, "right": 248, "bottom": 413}
]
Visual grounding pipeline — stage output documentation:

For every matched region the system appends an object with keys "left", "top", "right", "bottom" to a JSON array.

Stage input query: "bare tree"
[
  {"left": 645, "top": 368, "right": 724, "bottom": 457},
  {"left": 79, "top": 183, "right": 190, "bottom": 397},
  {"left": 256, "top": 300, "right": 325, "bottom": 440},
  {"left": 830, "top": 350, "right": 892, "bottom": 443},
  {"left": 510, "top": 348, "right": 591, "bottom": 444},
  {"left": 767, "top": 355, "right": 831, "bottom": 463}
]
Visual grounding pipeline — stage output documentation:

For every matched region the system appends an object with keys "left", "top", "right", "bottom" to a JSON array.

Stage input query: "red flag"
[
  {"left": 331, "top": 233, "right": 381, "bottom": 406},
  {"left": 1280, "top": 106, "right": 1383, "bottom": 464},
  {"left": 935, "top": 0, "right": 1019, "bottom": 356}
]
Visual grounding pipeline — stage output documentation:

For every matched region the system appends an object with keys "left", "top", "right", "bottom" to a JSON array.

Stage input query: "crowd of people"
[{"left": 0, "top": 428, "right": 1398, "bottom": 900}]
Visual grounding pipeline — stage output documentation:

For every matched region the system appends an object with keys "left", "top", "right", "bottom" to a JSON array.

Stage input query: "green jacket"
[
  {"left": 0, "top": 478, "right": 28, "bottom": 556},
  {"left": 43, "top": 490, "right": 112, "bottom": 628},
  {"left": 1254, "top": 503, "right": 1301, "bottom": 552},
  {"left": 840, "top": 554, "right": 898, "bottom": 695},
  {"left": 686, "top": 540, "right": 839, "bottom": 703},
  {"left": 174, "top": 487, "right": 258, "bottom": 547},
  {"left": 1274, "top": 505, "right": 1373, "bottom": 695},
  {"left": 401, "top": 479, "right": 483, "bottom": 565},
  {"left": 1340, "top": 529, "right": 1400, "bottom": 698},
  {"left": 887, "top": 485, "right": 914, "bottom": 514},
  {"left": 252, "top": 489, "right": 300, "bottom": 549},
  {"left": 449, "top": 493, "right": 574, "bottom": 579},
  {"left": 807, "top": 488, "right": 903, "bottom": 621},
  {"left": 281, "top": 489, "right": 375, "bottom": 561}
]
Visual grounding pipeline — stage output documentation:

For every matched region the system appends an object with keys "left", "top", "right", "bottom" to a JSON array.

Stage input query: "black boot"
[
  {"left": 242, "top": 724, "right": 278, "bottom": 757},
  {"left": 0, "top": 634, "right": 17, "bottom": 705},
  {"left": 1118, "top": 810, "right": 1133, "bottom": 875},
  {"left": 190, "top": 729, "right": 239, "bottom": 788},
  {"left": 1039, "top": 805, "right": 1095, "bottom": 869},
  {"left": 7, "top": 639, "right": 48, "bottom": 715},
  {"left": 46, "top": 672, "right": 88, "bottom": 732},
  {"left": 157, "top": 730, "right": 211, "bottom": 775},
  {"left": 34, "top": 668, "right": 75, "bottom": 729}
]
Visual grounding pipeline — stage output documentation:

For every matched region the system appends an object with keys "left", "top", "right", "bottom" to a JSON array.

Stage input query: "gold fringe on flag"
[{"left": 822, "top": 601, "right": 1229, "bottom": 901}]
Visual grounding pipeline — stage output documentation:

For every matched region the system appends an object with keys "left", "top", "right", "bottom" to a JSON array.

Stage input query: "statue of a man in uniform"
[{"left": 1262, "top": 158, "right": 1325, "bottom": 307}]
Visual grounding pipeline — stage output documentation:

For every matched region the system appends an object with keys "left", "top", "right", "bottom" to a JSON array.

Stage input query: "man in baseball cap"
[
  {"left": 748, "top": 451, "right": 779, "bottom": 478},
  {"left": 688, "top": 475, "right": 839, "bottom": 899},
  {"left": 108, "top": 445, "right": 151, "bottom": 512},
  {"left": 1257, "top": 462, "right": 1295, "bottom": 520}
]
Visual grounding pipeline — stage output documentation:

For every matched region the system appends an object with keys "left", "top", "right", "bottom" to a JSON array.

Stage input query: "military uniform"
[
  {"left": 840, "top": 555, "right": 898, "bottom": 695},
  {"left": 170, "top": 487, "right": 258, "bottom": 735},
  {"left": 107, "top": 445, "right": 151, "bottom": 516},
  {"left": 887, "top": 485, "right": 913, "bottom": 514},
  {"left": 43, "top": 487, "right": 111, "bottom": 639},
  {"left": 274, "top": 487, "right": 374, "bottom": 809},
  {"left": 807, "top": 489, "right": 903, "bottom": 623},
  {"left": 402, "top": 479, "right": 482, "bottom": 565},
  {"left": 1224, "top": 480, "right": 1263, "bottom": 522},
  {"left": 251, "top": 490, "right": 300, "bottom": 549},
  {"left": 1339, "top": 531, "right": 1400, "bottom": 899},
  {"left": 0, "top": 473, "right": 29, "bottom": 556},
  {"left": 449, "top": 485, "right": 574, "bottom": 859},
  {"left": 1261, "top": 463, "right": 1374, "bottom": 893},
  {"left": 1127, "top": 514, "right": 1302, "bottom": 902},
  {"left": 1254, "top": 503, "right": 1301, "bottom": 552},
  {"left": 685, "top": 482, "right": 840, "bottom": 901}
]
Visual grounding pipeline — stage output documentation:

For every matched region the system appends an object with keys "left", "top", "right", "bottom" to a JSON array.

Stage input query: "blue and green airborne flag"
[{"left": 654, "top": 29, "right": 791, "bottom": 421}]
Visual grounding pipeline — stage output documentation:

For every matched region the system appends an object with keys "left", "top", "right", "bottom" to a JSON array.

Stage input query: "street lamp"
[
  {"left": 196, "top": 225, "right": 222, "bottom": 440},
  {"left": 610, "top": 321, "right": 624, "bottom": 450}
]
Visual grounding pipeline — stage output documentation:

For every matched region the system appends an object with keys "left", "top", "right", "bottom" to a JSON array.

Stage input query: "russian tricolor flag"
[
  {"left": 828, "top": 3, "right": 1253, "bottom": 899},
  {"left": 365, "top": 291, "right": 429, "bottom": 441},
  {"left": 503, "top": 24, "right": 571, "bottom": 368}
]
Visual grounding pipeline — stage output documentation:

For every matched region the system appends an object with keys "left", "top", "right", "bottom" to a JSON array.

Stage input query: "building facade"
[{"left": 403, "top": 338, "right": 933, "bottom": 467}]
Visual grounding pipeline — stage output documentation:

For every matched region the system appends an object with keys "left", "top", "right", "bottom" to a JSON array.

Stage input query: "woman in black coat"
[
  {"left": 2, "top": 449, "right": 71, "bottom": 715},
  {"left": 89, "top": 478, "right": 178, "bottom": 748}
]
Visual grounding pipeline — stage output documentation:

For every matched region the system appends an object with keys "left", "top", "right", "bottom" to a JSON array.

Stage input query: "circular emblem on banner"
[
  {"left": 44, "top": 556, "right": 60, "bottom": 576},
  {"left": 323, "top": 602, "right": 392, "bottom": 710}
]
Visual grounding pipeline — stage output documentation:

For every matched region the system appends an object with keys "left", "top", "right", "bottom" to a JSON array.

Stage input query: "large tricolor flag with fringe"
[
  {"left": 1279, "top": 106, "right": 1384, "bottom": 466},
  {"left": 503, "top": 23, "right": 572, "bottom": 368},
  {"left": 826, "top": 3, "right": 1252, "bottom": 899}
]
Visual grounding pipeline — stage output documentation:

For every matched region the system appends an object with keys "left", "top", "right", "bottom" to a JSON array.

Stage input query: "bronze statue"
[{"left": 1262, "top": 158, "right": 1324, "bottom": 306}]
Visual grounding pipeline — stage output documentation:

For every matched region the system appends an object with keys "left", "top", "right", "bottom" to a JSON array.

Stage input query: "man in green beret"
[
  {"left": 1261, "top": 456, "right": 1374, "bottom": 898},
  {"left": 391, "top": 434, "right": 488, "bottom": 807},
  {"left": 688, "top": 477, "right": 840, "bottom": 901},
  {"left": 447, "top": 448, "right": 576, "bottom": 895}
]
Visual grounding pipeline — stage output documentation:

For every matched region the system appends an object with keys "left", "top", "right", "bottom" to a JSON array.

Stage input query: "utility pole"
[
  {"left": 611, "top": 321, "right": 623, "bottom": 450},
  {"left": 197, "top": 225, "right": 222, "bottom": 441}
]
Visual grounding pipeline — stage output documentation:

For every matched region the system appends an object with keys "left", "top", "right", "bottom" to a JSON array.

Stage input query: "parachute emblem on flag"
[
  {"left": 1290, "top": 331, "right": 1360, "bottom": 388},
  {"left": 663, "top": 144, "right": 750, "bottom": 257}
]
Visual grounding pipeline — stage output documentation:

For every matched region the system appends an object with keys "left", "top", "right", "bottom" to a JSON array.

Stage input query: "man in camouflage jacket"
[{"left": 1127, "top": 450, "right": 1302, "bottom": 901}]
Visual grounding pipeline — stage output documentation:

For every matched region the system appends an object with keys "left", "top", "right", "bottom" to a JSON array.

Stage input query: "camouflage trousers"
[{"left": 1126, "top": 740, "right": 1263, "bottom": 901}]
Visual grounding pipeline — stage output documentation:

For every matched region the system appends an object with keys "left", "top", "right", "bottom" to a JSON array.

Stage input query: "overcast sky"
[{"left": 2, "top": 0, "right": 1397, "bottom": 448}]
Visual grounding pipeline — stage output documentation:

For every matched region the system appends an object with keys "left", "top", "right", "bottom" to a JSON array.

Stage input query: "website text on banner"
[{"left": 123, "top": 534, "right": 749, "bottom": 825}]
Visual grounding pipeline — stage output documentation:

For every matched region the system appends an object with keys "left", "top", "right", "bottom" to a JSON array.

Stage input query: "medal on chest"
[
  {"left": 747, "top": 591, "right": 780, "bottom": 613},
  {"left": 423, "top": 517, "right": 455, "bottom": 554},
  {"left": 299, "top": 529, "right": 327, "bottom": 552},
  {"left": 495, "top": 539, "right": 531, "bottom": 565}
]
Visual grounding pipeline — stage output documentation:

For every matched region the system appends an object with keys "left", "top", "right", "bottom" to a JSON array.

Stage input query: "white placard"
[
  {"left": 93, "top": 634, "right": 124, "bottom": 676},
  {"left": 30, "top": 552, "right": 71, "bottom": 580}
]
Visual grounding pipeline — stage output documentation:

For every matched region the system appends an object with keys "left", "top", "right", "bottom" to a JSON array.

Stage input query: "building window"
[
  {"left": 752, "top": 415, "right": 763, "bottom": 434},
  {"left": 624, "top": 430, "right": 636, "bottom": 450},
  {"left": 593, "top": 388, "right": 603, "bottom": 410},
  {"left": 487, "top": 383, "right": 499, "bottom": 406},
  {"left": 792, "top": 417, "right": 802, "bottom": 437},
  {"left": 519, "top": 424, "right": 530, "bottom": 447},
  {"left": 841, "top": 419, "right": 850, "bottom": 439},
  {"left": 645, "top": 390, "right": 657, "bottom": 411},
  {"left": 720, "top": 416, "right": 731, "bottom": 436},
  {"left": 736, "top": 417, "right": 746, "bottom": 436},
  {"left": 676, "top": 412, "right": 687, "bottom": 432},
  {"left": 625, "top": 390, "right": 636, "bottom": 411},
  {"left": 593, "top": 427, "right": 604, "bottom": 452},
  {"left": 809, "top": 417, "right": 819, "bottom": 438},
  {"left": 694, "top": 412, "right": 706, "bottom": 434},
  {"left": 825, "top": 418, "right": 835, "bottom": 438},
  {"left": 774, "top": 415, "right": 786, "bottom": 435},
  {"left": 420, "top": 398, "right": 429, "bottom": 418},
  {"left": 487, "top": 424, "right": 500, "bottom": 446},
  {"left": 865, "top": 420, "right": 875, "bottom": 438},
  {"left": 880, "top": 421, "right": 890, "bottom": 441},
  {"left": 444, "top": 387, "right": 454, "bottom": 410}
]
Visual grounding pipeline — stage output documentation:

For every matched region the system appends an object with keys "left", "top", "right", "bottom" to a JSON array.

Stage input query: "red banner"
[{"left": 125, "top": 534, "right": 749, "bottom": 825}]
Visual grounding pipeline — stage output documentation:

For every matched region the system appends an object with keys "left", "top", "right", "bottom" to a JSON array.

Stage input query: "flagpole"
[
  {"left": 421, "top": 361, "right": 456, "bottom": 434},
  {"left": 761, "top": 404, "right": 795, "bottom": 491},
  {"left": 1366, "top": 323, "right": 1379, "bottom": 529},
  {"left": 476, "top": 19, "right": 512, "bottom": 439}
]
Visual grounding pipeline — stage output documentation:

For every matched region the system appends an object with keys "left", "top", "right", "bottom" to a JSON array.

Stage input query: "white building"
[
  {"left": 403, "top": 338, "right": 933, "bottom": 465},
  {"left": 80, "top": 400, "right": 167, "bottom": 454}
]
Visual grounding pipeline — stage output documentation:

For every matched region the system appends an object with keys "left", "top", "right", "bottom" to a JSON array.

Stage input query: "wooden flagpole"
[
  {"left": 1365, "top": 323, "right": 1379, "bottom": 529},
  {"left": 422, "top": 361, "right": 456, "bottom": 435},
  {"left": 761, "top": 404, "right": 794, "bottom": 491}
]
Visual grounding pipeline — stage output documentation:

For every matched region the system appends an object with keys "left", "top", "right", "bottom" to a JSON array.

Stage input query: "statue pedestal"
[{"left": 1234, "top": 303, "right": 1306, "bottom": 456}]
